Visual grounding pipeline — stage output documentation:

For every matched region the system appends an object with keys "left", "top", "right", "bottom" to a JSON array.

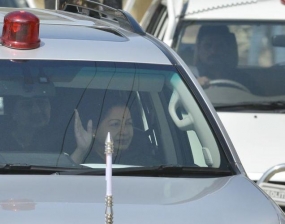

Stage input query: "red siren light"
[{"left": 1, "top": 11, "right": 40, "bottom": 50}]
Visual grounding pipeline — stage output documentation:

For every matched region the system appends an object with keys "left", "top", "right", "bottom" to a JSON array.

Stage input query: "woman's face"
[{"left": 95, "top": 106, "right": 133, "bottom": 151}]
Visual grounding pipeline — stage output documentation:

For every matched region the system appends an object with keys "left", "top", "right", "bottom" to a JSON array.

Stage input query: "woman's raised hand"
[
  {"left": 71, "top": 109, "right": 93, "bottom": 163},
  {"left": 74, "top": 109, "right": 93, "bottom": 151}
]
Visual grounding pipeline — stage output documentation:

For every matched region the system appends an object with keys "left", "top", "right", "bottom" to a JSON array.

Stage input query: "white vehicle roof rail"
[{"left": 63, "top": 0, "right": 145, "bottom": 35}]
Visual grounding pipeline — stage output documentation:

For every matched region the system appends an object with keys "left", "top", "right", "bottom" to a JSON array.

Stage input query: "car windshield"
[
  {"left": 173, "top": 21, "right": 285, "bottom": 111},
  {"left": 0, "top": 60, "right": 229, "bottom": 171}
]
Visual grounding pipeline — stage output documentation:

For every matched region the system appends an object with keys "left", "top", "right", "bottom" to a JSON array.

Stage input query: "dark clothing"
[
  {"left": 196, "top": 62, "right": 259, "bottom": 92},
  {"left": 84, "top": 147, "right": 159, "bottom": 166},
  {"left": 0, "top": 126, "right": 61, "bottom": 153},
  {"left": 84, "top": 130, "right": 160, "bottom": 166}
]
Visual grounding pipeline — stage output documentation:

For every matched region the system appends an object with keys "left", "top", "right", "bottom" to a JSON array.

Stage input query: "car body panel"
[
  {"left": 0, "top": 9, "right": 171, "bottom": 65},
  {"left": 0, "top": 174, "right": 279, "bottom": 224},
  {"left": 219, "top": 112, "right": 285, "bottom": 182},
  {"left": 0, "top": 37, "right": 171, "bottom": 64}
]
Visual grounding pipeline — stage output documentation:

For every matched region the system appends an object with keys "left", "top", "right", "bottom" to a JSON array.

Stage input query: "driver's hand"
[
  {"left": 74, "top": 109, "right": 93, "bottom": 152},
  {"left": 197, "top": 76, "right": 210, "bottom": 88}
]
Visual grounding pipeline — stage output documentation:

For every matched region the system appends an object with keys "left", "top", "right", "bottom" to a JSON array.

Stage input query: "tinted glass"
[
  {"left": 0, "top": 60, "right": 227, "bottom": 170},
  {"left": 174, "top": 21, "right": 285, "bottom": 108}
]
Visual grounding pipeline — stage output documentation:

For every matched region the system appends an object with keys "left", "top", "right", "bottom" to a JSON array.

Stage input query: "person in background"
[
  {"left": 193, "top": 25, "right": 239, "bottom": 87},
  {"left": 0, "top": 96, "right": 52, "bottom": 151}
]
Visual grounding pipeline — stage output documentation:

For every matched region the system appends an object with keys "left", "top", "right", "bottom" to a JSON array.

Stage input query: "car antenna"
[{"left": 105, "top": 132, "right": 114, "bottom": 224}]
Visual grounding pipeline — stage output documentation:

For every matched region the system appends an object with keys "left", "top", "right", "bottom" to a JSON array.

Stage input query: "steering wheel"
[{"left": 209, "top": 79, "right": 250, "bottom": 93}]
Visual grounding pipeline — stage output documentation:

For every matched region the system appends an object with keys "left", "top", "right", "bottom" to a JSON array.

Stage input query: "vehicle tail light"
[{"left": 1, "top": 11, "right": 40, "bottom": 50}]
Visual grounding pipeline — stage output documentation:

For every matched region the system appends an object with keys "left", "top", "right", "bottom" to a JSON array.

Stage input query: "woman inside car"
[{"left": 71, "top": 92, "right": 159, "bottom": 166}]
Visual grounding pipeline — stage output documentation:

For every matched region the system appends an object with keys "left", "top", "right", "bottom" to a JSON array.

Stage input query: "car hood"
[
  {"left": 219, "top": 112, "right": 285, "bottom": 182},
  {"left": 0, "top": 174, "right": 280, "bottom": 224}
]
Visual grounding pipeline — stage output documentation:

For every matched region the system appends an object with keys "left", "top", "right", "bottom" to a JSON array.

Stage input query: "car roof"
[
  {"left": 184, "top": 0, "right": 285, "bottom": 20},
  {"left": 0, "top": 7, "right": 171, "bottom": 65}
]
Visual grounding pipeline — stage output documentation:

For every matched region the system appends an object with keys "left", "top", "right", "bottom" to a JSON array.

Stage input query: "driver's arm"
[{"left": 197, "top": 76, "right": 210, "bottom": 88}]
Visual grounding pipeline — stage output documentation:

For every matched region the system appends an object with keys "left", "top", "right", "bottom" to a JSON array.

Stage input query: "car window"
[
  {"left": 0, "top": 0, "right": 28, "bottom": 7},
  {"left": 0, "top": 60, "right": 228, "bottom": 170},
  {"left": 174, "top": 22, "right": 285, "bottom": 67},
  {"left": 173, "top": 21, "right": 285, "bottom": 107},
  {"left": 146, "top": 3, "right": 168, "bottom": 39}
]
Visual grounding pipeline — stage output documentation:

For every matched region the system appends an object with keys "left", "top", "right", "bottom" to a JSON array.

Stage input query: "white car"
[
  {"left": 0, "top": 0, "right": 284, "bottom": 223},
  {"left": 141, "top": 0, "right": 285, "bottom": 207}
]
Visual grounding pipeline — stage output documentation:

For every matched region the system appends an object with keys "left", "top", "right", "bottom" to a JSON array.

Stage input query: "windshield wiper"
[
  {"left": 59, "top": 165, "right": 233, "bottom": 177},
  {"left": 215, "top": 101, "right": 285, "bottom": 112},
  {"left": 0, "top": 163, "right": 85, "bottom": 174}
]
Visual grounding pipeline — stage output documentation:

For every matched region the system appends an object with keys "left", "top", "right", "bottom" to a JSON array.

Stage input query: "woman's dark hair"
[
  {"left": 99, "top": 90, "right": 133, "bottom": 122},
  {"left": 77, "top": 90, "right": 135, "bottom": 130}
]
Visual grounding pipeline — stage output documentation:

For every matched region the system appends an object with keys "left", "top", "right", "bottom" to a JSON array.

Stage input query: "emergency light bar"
[{"left": 1, "top": 11, "right": 40, "bottom": 50}]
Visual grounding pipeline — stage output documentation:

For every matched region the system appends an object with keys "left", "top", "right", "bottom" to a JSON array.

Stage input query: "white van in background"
[{"left": 141, "top": 0, "right": 285, "bottom": 207}]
